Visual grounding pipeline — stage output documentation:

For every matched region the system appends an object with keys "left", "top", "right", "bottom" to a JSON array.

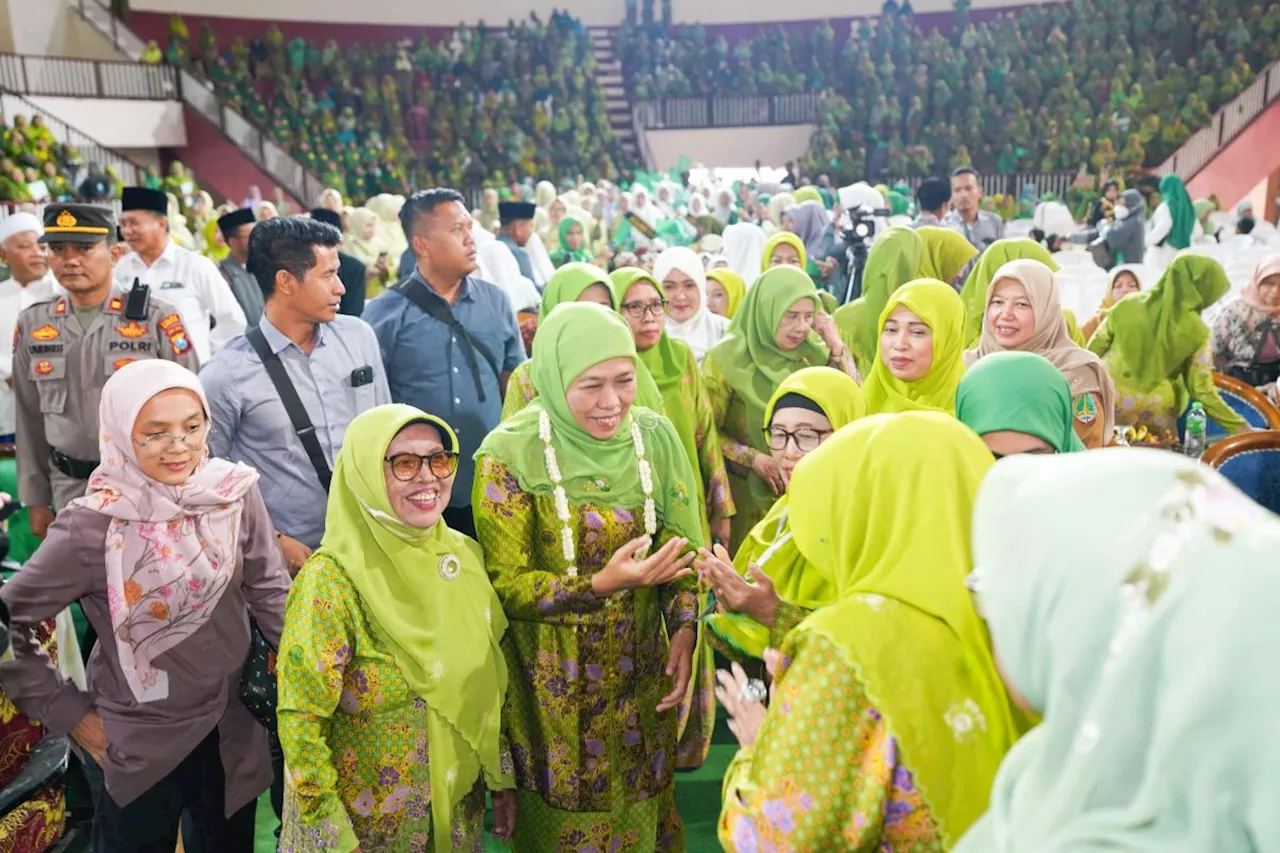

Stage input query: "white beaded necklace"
[{"left": 539, "top": 409, "right": 657, "bottom": 577}]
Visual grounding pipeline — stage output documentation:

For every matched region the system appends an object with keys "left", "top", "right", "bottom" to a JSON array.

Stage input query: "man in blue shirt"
[
  {"left": 363, "top": 188, "right": 526, "bottom": 538},
  {"left": 202, "top": 216, "right": 389, "bottom": 566}
]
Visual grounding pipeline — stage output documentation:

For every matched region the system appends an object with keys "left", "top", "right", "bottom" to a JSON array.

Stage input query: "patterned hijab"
[
  {"left": 862, "top": 278, "right": 967, "bottom": 415},
  {"left": 957, "top": 451, "right": 1280, "bottom": 853},
  {"left": 71, "top": 360, "right": 258, "bottom": 703},
  {"left": 965, "top": 259, "right": 1115, "bottom": 438}
]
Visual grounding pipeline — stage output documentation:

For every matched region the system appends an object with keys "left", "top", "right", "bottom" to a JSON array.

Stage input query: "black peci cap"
[
  {"left": 39, "top": 204, "right": 116, "bottom": 244},
  {"left": 217, "top": 207, "right": 257, "bottom": 239},
  {"left": 121, "top": 186, "right": 168, "bottom": 215},
  {"left": 310, "top": 208, "right": 343, "bottom": 231},
  {"left": 498, "top": 201, "right": 536, "bottom": 224}
]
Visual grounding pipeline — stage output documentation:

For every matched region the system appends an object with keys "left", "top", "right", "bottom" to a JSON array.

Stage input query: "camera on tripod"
[{"left": 838, "top": 204, "right": 892, "bottom": 246}]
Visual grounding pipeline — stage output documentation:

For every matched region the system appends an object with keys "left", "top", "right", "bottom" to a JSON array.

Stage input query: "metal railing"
[
  {"left": 0, "top": 54, "right": 176, "bottom": 100},
  {"left": 633, "top": 93, "right": 823, "bottom": 129},
  {"left": 891, "top": 172, "right": 1078, "bottom": 201},
  {"left": 70, "top": 0, "right": 326, "bottom": 206},
  {"left": 1159, "top": 58, "right": 1280, "bottom": 181},
  {"left": 0, "top": 90, "right": 147, "bottom": 187}
]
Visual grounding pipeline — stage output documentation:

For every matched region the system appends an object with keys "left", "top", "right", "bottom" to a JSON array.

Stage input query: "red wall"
[
  {"left": 1187, "top": 98, "right": 1280, "bottom": 208},
  {"left": 175, "top": 104, "right": 303, "bottom": 210}
]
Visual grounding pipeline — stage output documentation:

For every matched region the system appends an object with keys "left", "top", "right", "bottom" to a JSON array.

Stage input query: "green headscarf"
[
  {"left": 788, "top": 412, "right": 1021, "bottom": 844},
  {"left": 528, "top": 264, "right": 664, "bottom": 414},
  {"left": 707, "top": 367, "right": 866, "bottom": 658},
  {"left": 1096, "top": 254, "right": 1229, "bottom": 392},
  {"left": 760, "top": 231, "right": 807, "bottom": 272},
  {"left": 315, "top": 404, "right": 510, "bottom": 850},
  {"left": 553, "top": 216, "right": 592, "bottom": 265},
  {"left": 956, "top": 352, "right": 1086, "bottom": 452},
  {"left": 706, "top": 267, "right": 746, "bottom": 319},
  {"left": 706, "top": 265, "right": 829, "bottom": 450},
  {"left": 792, "top": 186, "right": 823, "bottom": 206},
  {"left": 833, "top": 226, "right": 924, "bottom": 374},
  {"left": 918, "top": 225, "right": 980, "bottom": 284},
  {"left": 1159, "top": 173, "right": 1196, "bottom": 250},
  {"left": 475, "top": 303, "right": 703, "bottom": 540},
  {"left": 958, "top": 238, "right": 1059, "bottom": 346},
  {"left": 862, "top": 278, "right": 967, "bottom": 415},
  {"left": 887, "top": 190, "right": 910, "bottom": 216}
]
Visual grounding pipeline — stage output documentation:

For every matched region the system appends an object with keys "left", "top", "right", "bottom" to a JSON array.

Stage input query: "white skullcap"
[{"left": 0, "top": 212, "right": 43, "bottom": 245}]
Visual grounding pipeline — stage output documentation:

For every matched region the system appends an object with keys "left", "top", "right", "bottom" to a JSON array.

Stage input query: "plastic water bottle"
[{"left": 1184, "top": 402, "right": 1208, "bottom": 458}]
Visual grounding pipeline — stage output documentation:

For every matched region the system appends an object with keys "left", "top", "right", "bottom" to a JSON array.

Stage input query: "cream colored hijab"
[{"left": 965, "top": 259, "right": 1115, "bottom": 437}]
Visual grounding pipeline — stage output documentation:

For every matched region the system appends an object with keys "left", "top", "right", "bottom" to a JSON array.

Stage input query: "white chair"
[
  {"left": 1053, "top": 251, "right": 1096, "bottom": 269},
  {"left": 1004, "top": 220, "right": 1035, "bottom": 239}
]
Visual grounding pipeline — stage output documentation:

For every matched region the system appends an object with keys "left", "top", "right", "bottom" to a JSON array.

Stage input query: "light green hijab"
[
  {"left": 316, "top": 404, "right": 510, "bottom": 850},
  {"left": 706, "top": 366, "right": 866, "bottom": 659},
  {"left": 788, "top": 412, "right": 1021, "bottom": 845},
  {"left": 956, "top": 352, "right": 1086, "bottom": 452},
  {"left": 1093, "top": 254, "right": 1229, "bottom": 391},
  {"left": 833, "top": 226, "right": 924, "bottom": 374},
  {"left": 959, "top": 238, "right": 1059, "bottom": 346},
  {"left": 957, "top": 450, "right": 1280, "bottom": 853},
  {"left": 862, "top": 278, "right": 967, "bottom": 415},
  {"left": 475, "top": 303, "right": 703, "bottom": 540}
]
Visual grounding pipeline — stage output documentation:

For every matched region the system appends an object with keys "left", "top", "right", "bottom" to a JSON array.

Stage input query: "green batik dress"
[
  {"left": 278, "top": 554, "right": 510, "bottom": 853},
  {"left": 473, "top": 456, "right": 699, "bottom": 853}
]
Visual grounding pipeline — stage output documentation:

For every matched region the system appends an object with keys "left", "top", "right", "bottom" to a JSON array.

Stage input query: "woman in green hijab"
[
  {"left": 716, "top": 413, "right": 1023, "bottom": 850},
  {"left": 697, "top": 367, "right": 866, "bottom": 662},
  {"left": 917, "top": 224, "right": 980, "bottom": 286},
  {"left": 279, "top": 404, "right": 516, "bottom": 851},
  {"left": 502, "top": 263, "right": 665, "bottom": 420},
  {"left": 957, "top": 450, "right": 1280, "bottom": 853},
  {"left": 957, "top": 352, "right": 1087, "bottom": 454},
  {"left": 548, "top": 215, "right": 593, "bottom": 268},
  {"left": 833, "top": 225, "right": 924, "bottom": 373},
  {"left": 610, "top": 266, "right": 734, "bottom": 771},
  {"left": 473, "top": 303, "right": 704, "bottom": 852},
  {"left": 1089, "top": 254, "right": 1247, "bottom": 442},
  {"left": 862, "top": 278, "right": 968, "bottom": 415},
  {"left": 701, "top": 266, "right": 855, "bottom": 551},
  {"left": 958, "top": 237, "right": 1059, "bottom": 346}
]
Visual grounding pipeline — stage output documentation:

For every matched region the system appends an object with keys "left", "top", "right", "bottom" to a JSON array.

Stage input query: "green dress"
[
  {"left": 472, "top": 456, "right": 696, "bottom": 853},
  {"left": 278, "top": 554, "right": 505, "bottom": 852}
]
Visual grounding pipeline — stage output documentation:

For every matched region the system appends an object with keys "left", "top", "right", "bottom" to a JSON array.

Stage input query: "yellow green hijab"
[
  {"left": 1097, "top": 254, "right": 1230, "bottom": 391},
  {"left": 792, "top": 186, "right": 823, "bottom": 206},
  {"left": 706, "top": 267, "right": 746, "bottom": 318},
  {"left": 958, "top": 238, "right": 1059, "bottom": 346},
  {"left": 787, "top": 412, "right": 1020, "bottom": 845},
  {"left": 833, "top": 226, "right": 924, "bottom": 374},
  {"left": 862, "top": 278, "right": 967, "bottom": 415},
  {"left": 316, "top": 404, "right": 510, "bottom": 850},
  {"left": 475, "top": 303, "right": 703, "bottom": 540},
  {"left": 917, "top": 225, "right": 979, "bottom": 284},
  {"left": 707, "top": 367, "right": 865, "bottom": 658},
  {"left": 760, "top": 231, "right": 807, "bottom": 272}
]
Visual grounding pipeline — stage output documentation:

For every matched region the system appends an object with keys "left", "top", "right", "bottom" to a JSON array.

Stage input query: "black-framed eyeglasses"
[
  {"left": 385, "top": 451, "right": 458, "bottom": 481},
  {"left": 620, "top": 298, "right": 668, "bottom": 320},
  {"left": 763, "top": 426, "right": 832, "bottom": 453}
]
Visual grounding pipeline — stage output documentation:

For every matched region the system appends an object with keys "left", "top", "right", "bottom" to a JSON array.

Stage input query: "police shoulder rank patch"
[
  {"left": 159, "top": 314, "right": 190, "bottom": 355},
  {"left": 106, "top": 296, "right": 124, "bottom": 314},
  {"left": 1073, "top": 393, "right": 1097, "bottom": 424},
  {"left": 52, "top": 298, "right": 67, "bottom": 317}
]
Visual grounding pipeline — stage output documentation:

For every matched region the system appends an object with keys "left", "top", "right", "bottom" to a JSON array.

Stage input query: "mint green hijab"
[
  {"left": 1159, "top": 173, "right": 1196, "bottom": 250},
  {"left": 475, "top": 303, "right": 703, "bottom": 540},
  {"left": 956, "top": 352, "right": 1086, "bottom": 452},
  {"left": 958, "top": 450, "right": 1280, "bottom": 853}
]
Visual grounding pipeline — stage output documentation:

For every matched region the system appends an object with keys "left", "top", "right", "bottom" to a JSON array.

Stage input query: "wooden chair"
[
  {"left": 1203, "top": 430, "right": 1280, "bottom": 515},
  {"left": 1207, "top": 373, "right": 1280, "bottom": 439}
]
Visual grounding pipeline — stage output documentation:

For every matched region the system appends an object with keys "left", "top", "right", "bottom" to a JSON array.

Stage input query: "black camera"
[{"left": 839, "top": 205, "right": 892, "bottom": 246}]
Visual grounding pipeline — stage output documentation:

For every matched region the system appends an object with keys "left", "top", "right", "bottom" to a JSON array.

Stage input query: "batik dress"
[{"left": 473, "top": 456, "right": 699, "bottom": 853}]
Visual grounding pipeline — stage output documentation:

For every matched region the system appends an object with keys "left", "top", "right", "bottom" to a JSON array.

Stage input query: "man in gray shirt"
[
  {"left": 202, "top": 216, "right": 389, "bottom": 566},
  {"left": 943, "top": 166, "right": 1006, "bottom": 249},
  {"left": 216, "top": 208, "right": 264, "bottom": 326}
]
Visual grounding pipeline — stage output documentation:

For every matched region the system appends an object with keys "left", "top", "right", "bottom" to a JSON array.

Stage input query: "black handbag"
[{"left": 238, "top": 619, "right": 278, "bottom": 732}]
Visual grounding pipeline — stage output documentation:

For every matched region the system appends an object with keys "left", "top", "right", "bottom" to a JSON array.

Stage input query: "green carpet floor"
[{"left": 251, "top": 711, "right": 737, "bottom": 852}]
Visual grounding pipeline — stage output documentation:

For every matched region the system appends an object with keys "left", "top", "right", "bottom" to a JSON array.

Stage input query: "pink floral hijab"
[
  {"left": 69, "top": 360, "right": 258, "bottom": 703},
  {"left": 1242, "top": 254, "right": 1280, "bottom": 318}
]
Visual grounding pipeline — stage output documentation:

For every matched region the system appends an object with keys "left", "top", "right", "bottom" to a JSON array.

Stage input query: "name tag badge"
[{"left": 160, "top": 281, "right": 185, "bottom": 290}]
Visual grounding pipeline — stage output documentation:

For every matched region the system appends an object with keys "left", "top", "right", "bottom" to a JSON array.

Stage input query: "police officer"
[{"left": 14, "top": 204, "right": 200, "bottom": 538}]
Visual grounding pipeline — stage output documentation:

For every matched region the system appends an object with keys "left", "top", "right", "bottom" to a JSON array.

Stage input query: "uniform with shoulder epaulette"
[{"left": 12, "top": 204, "right": 200, "bottom": 512}]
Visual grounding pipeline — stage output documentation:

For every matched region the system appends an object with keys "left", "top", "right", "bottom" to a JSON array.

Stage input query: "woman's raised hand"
[{"left": 591, "top": 535, "right": 695, "bottom": 597}]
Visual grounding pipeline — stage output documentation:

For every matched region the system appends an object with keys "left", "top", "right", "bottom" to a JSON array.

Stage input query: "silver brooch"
[{"left": 439, "top": 553, "right": 461, "bottom": 581}]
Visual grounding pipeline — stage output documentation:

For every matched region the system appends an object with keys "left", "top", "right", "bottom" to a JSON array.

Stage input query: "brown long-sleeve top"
[{"left": 0, "top": 483, "right": 290, "bottom": 813}]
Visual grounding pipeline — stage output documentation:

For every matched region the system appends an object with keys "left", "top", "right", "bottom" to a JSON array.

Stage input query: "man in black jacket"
[{"left": 310, "top": 208, "right": 367, "bottom": 316}]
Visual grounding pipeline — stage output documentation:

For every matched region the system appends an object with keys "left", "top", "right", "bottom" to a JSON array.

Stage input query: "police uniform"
[{"left": 13, "top": 204, "right": 201, "bottom": 511}]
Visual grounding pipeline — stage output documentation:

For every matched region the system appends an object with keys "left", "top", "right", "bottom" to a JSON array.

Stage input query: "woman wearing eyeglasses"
[
  {"left": 278, "top": 403, "right": 517, "bottom": 852},
  {"left": 697, "top": 367, "right": 865, "bottom": 664},
  {"left": 610, "top": 266, "right": 735, "bottom": 770},
  {"left": 701, "top": 266, "right": 856, "bottom": 552},
  {"left": 0, "top": 360, "right": 290, "bottom": 850}
]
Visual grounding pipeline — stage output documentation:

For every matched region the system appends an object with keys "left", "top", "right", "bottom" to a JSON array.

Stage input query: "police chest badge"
[
  {"left": 1074, "top": 393, "right": 1097, "bottom": 425},
  {"left": 30, "top": 325, "right": 59, "bottom": 341},
  {"left": 117, "top": 321, "right": 146, "bottom": 339}
]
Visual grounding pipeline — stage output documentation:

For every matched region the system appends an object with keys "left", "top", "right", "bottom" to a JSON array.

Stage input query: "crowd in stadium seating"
[
  {"left": 617, "top": 0, "right": 1280, "bottom": 183},
  {"left": 0, "top": 117, "right": 98, "bottom": 204},
  {"left": 159, "top": 12, "right": 635, "bottom": 204}
]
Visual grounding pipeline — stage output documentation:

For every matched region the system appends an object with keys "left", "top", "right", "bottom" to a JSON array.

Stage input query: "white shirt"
[
  {"left": 0, "top": 272, "right": 61, "bottom": 435},
  {"left": 116, "top": 242, "right": 246, "bottom": 364}
]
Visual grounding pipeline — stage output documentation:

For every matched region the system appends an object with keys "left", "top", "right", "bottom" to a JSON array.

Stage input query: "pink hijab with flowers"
[
  {"left": 69, "top": 360, "right": 258, "bottom": 703},
  {"left": 1241, "top": 254, "right": 1280, "bottom": 317}
]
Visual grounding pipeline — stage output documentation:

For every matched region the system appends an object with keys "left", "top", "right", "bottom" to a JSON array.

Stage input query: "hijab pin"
[{"left": 439, "top": 554, "right": 462, "bottom": 581}]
